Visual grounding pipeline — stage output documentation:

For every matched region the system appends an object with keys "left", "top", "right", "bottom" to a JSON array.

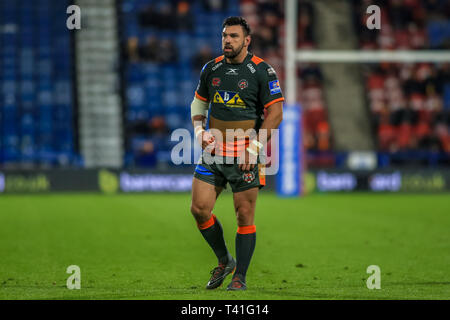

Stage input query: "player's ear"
[{"left": 245, "top": 35, "right": 251, "bottom": 47}]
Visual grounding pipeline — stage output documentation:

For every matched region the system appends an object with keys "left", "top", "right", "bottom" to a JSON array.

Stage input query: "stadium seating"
[
  {"left": 0, "top": 0, "right": 76, "bottom": 167},
  {"left": 2, "top": 0, "right": 448, "bottom": 169},
  {"left": 120, "top": 0, "right": 333, "bottom": 168},
  {"left": 121, "top": 0, "right": 239, "bottom": 167},
  {"left": 243, "top": 0, "right": 334, "bottom": 167},
  {"left": 352, "top": 0, "right": 450, "bottom": 166}
]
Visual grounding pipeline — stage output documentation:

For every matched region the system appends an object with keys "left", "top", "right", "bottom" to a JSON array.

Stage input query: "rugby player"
[{"left": 190, "top": 16, "right": 283, "bottom": 291}]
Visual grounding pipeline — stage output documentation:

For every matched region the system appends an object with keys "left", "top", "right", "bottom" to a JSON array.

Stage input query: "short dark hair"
[{"left": 222, "top": 16, "right": 251, "bottom": 36}]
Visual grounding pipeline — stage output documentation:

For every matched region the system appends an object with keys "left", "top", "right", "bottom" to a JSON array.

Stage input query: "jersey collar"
[{"left": 224, "top": 52, "right": 252, "bottom": 65}]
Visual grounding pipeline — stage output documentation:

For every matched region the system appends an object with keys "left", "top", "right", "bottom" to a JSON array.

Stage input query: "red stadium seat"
[
  {"left": 396, "top": 123, "right": 414, "bottom": 149},
  {"left": 414, "top": 121, "right": 431, "bottom": 140},
  {"left": 378, "top": 123, "right": 396, "bottom": 151}
]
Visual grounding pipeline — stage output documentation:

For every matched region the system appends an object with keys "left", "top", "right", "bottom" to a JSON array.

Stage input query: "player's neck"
[{"left": 225, "top": 50, "right": 249, "bottom": 65}]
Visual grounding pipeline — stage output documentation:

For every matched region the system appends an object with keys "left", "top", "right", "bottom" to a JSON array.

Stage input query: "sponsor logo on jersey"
[
  {"left": 242, "top": 171, "right": 255, "bottom": 183},
  {"left": 238, "top": 79, "right": 248, "bottom": 90},
  {"left": 269, "top": 80, "right": 281, "bottom": 95},
  {"left": 247, "top": 63, "right": 256, "bottom": 73},
  {"left": 212, "top": 77, "right": 221, "bottom": 87},
  {"left": 226, "top": 68, "right": 239, "bottom": 75},
  {"left": 212, "top": 62, "right": 223, "bottom": 71},
  {"left": 267, "top": 67, "right": 276, "bottom": 76},
  {"left": 213, "top": 90, "right": 246, "bottom": 108}
]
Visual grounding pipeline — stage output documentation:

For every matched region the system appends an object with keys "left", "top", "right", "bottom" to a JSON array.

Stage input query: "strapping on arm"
[{"left": 190, "top": 96, "right": 209, "bottom": 118}]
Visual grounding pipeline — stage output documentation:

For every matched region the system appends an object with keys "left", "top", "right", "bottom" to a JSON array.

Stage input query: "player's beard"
[{"left": 223, "top": 40, "right": 245, "bottom": 59}]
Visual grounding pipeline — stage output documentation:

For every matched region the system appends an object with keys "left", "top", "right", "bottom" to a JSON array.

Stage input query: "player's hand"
[
  {"left": 200, "top": 130, "right": 216, "bottom": 152},
  {"left": 238, "top": 149, "right": 257, "bottom": 171}
]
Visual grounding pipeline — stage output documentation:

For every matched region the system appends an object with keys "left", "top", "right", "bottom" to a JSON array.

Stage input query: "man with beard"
[{"left": 189, "top": 16, "right": 284, "bottom": 291}]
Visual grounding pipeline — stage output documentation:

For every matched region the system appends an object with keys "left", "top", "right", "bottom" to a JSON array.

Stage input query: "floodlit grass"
[{"left": 0, "top": 192, "right": 449, "bottom": 299}]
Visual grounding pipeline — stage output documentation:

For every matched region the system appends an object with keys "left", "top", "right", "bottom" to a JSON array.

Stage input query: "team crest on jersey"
[
  {"left": 213, "top": 91, "right": 246, "bottom": 108},
  {"left": 238, "top": 79, "right": 248, "bottom": 90},
  {"left": 242, "top": 171, "right": 255, "bottom": 183},
  {"left": 212, "top": 77, "right": 221, "bottom": 87}
]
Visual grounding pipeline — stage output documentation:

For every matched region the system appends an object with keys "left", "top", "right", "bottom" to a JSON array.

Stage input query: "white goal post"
[{"left": 284, "top": 0, "right": 450, "bottom": 105}]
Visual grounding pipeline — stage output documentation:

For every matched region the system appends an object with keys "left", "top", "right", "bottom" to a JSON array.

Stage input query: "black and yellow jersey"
[{"left": 194, "top": 52, "right": 284, "bottom": 156}]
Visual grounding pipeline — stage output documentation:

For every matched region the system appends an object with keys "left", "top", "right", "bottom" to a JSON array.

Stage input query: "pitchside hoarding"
[
  {"left": 304, "top": 170, "right": 449, "bottom": 193},
  {"left": 0, "top": 169, "right": 449, "bottom": 194},
  {"left": 0, "top": 169, "right": 193, "bottom": 194}
]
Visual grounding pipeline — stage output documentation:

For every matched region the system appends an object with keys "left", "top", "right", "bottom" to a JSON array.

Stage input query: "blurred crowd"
[
  {"left": 352, "top": 0, "right": 450, "bottom": 49},
  {"left": 366, "top": 63, "right": 450, "bottom": 153},
  {"left": 138, "top": 0, "right": 194, "bottom": 31},
  {"left": 241, "top": 0, "right": 283, "bottom": 57},
  {"left": 353, "top": 0, "right": 450, "bottom": 156},
  {"left": 125, "top": 36, "right": 179, "bottom": 63},
  {"left": 122, "top": 0, "right": 450, "bottom": 168},
  {"left": 241, "top": 0, "right": 332, "bottom": 155},
  {"left": 122, "top": 0, "right": 238, "bottom": 167}
]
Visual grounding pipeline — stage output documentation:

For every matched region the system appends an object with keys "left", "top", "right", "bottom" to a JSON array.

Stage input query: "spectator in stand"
[
  {"left": 139, "top": 35, "right": 160, "bottom": 61},
  {"left": 124, "top": 35, "right": 179, "bottom": 63},
  {"left": 258, "top": 0, "right": 279, "bottom": 12},
  {"left": 391, "top": 99, "right": 419, "bottom": 127},
  {"left": 408, "top": 22, "right": 427, "bottom": 49},
  {"left": 403, "top": 67, "right": 426, "bottom": 97},
  {"left": 201, "top": 0, "right": 228, "bottom": 11},
  {"left": 138, "top": 3, "right": 175, "bottom": 30},
  {"left": 175, "top": 1, "right": 194, "bottom": 31},
  {"left": 352, "top": 0, "right": 449, "bottom": 50},
  {"left": 138, "top": 1, "right": 194, "bottom": 31},
  {"left": 192, "top": 45, "right": 214, "bottom": 72},
  {"left": 389, "top": 0, "right": 413, "bottom": 30},
  {"left": 423, "top": 0, "right": 450, "bottom": 21},
  {"left": 316, "top": 121, "right": 330, "bottom": 151},
  {"left": 138, "top": 5, "right": 159, "bottom": 28},
  {"left": 125, "top": 37, "right": 140, "bottom": 62},
  {"left": 157, "top": 39, "right": 179, "bottom": 63},
  {"left": 297, "top": 1, "right": 314, "bottom": 47},
  {"left": 135, "top": 140, "right": 157, "bottom": 167},
  {"left": 247, "top": 1, "right": 282, "bottom": 56},
  {"left": 131, "top": 116, "right": 170, "bottom": 167},
  {"left": 377, "top": 104, "right": 396, "bottom": 151},
  {"left": 250, "top": 26, "right": 275, "bottom": 56}
]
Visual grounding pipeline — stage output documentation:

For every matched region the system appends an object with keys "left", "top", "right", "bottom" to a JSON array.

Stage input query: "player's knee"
[
  {"left": 190, "top": 202, "right": 211, "bottom": 222},
  {"left": 235, "top": 205, "right": 253, "bottom": 225}
]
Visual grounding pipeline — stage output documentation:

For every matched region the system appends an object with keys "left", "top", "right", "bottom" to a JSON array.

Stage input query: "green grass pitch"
[{"left": 0, "top": 192, "right": 449, "bottom": 300}]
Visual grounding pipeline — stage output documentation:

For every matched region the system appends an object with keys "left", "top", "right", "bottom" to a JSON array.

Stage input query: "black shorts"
[{"left": 193, "top": 154, "right": 265, "bottom": 193}]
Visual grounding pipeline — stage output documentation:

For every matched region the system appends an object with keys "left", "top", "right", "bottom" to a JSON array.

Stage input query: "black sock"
[
  {"left": 235, "top": 226, "right": 256, "bottom": 281},
  {"left": 198, "top": 214, "right": 231, "bottom": 264}
]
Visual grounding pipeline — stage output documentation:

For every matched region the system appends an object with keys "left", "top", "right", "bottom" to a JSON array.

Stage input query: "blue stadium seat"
[
  {"left": 427, "top": 21, "right": 446, "bottom": 48},
  {"left": 128, "top": 85, "right": 147, "bottom": 108},
  {"left": 0, "top": 1, "right": 75, "bottom": 167},
  {"left": 443, "top": 84, "right": 450, "bottom": 109}
]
